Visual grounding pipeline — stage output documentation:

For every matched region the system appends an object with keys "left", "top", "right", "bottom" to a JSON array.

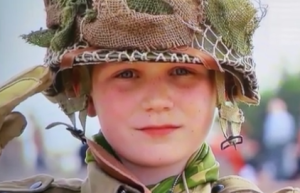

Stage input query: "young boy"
[{"left": 0, "top": 0, "right": 299, "bottom": 192}]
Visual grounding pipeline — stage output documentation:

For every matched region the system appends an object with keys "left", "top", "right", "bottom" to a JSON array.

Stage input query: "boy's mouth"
[{"left": 137, "top": 124, "right": 181, "bottom": 136}]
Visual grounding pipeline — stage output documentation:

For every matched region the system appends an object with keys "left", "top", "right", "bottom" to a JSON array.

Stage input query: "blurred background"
[{"left": 0, "top": 0, "right": 300, "bottom": 192}]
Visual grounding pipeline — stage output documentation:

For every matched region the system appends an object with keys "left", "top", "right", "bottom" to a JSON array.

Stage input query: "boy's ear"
[{"left": 87, "top": 96, "right": 97, "bottom": 117}]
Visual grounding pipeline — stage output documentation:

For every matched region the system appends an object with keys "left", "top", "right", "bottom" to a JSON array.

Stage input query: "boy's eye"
[
  {"left": 115, "top": 69, "right": 138, "bottom": 79},
  {"left": 170, "top": 67, "right": 192, "bottom": 76}
]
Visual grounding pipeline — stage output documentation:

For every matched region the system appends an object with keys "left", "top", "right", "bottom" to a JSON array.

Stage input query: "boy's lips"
[{"left": 137, "top": 125, "right": 181, "bottom": 136}]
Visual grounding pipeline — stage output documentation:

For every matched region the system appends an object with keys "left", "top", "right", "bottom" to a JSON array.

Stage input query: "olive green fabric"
[
  {"left": 0, "top": 112, "right": 27, "bottom": 156},
  {"left": 22, "top": 0, "right": 260, "bottom": 54},
  {"left": 206, "top": 0, "right": 259, "bottom": 55},
  {"left": 21, "top": 0, "right": 175, "bottom": 51},
  {"left": 86, "top": 133, "right": 220, "bottom": 193},
  {"left": 0, "top": 65, "right": 52, "bottom": 155}
]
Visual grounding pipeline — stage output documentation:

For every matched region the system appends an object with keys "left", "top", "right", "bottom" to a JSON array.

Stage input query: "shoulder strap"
[
  {"left": 216, "top": 175, "right": 263, "bottom": 193},
  {"left": 216, "top": 176, "right": 300, "bottom": 193},
  {"left": 0, "top": 174, "right": 54, "bottom": 192},
  {"left": 0, "top": 174, "right": 82, "bottom": 193},
  {"left": 273, "top": 187, "right": 300, "bottom": 193}
]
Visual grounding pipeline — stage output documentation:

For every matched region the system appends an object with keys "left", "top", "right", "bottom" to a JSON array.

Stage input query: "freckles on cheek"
[
  {"left": 95, "top": 89, "right": 132, "bottom": 117},
  {"left": 178, "top": 89, "right": 203, "bottom": 107},
  {"left": 180, "top": 87, "right": 213, "bottom": 117}
]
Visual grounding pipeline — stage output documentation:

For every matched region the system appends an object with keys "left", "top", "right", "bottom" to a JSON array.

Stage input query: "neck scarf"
[{"left": 86, "top": 133, "right": 219, "bottom": 193}]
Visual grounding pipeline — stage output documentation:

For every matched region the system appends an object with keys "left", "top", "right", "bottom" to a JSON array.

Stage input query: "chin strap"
[
  {"left": 45, "top": 121, "right": 87, "bottom": 144},
  {"left": 43, "top": 67, "right": 91, "bottom": 143},
  {"left": 215, "top": 71, "right": 244, "bottom": 150}
]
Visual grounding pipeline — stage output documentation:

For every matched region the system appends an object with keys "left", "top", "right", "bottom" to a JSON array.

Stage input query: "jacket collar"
[{"left": 82, "top": 139, "right": 151, "bottom": 193}]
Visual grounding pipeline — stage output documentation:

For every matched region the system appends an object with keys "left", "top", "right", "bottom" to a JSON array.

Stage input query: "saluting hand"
[
  {"left": 0, "top": 65, "right": 52, "bottom": 156},
  {"left": 0, "top": 112, "right": 27, "bottom": 156}
]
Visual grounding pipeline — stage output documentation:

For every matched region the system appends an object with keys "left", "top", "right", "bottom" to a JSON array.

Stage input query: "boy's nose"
[
  {"left": 142, "top": 97, "right": 174, "bottom": 112},
  {"left": 141, "top": 82, "right": 174, "bottom": 112}
]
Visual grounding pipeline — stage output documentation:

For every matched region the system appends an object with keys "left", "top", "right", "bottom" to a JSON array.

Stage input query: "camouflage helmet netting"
[{"left": 21, "top": 0, "right": 267, "bottom": 106}]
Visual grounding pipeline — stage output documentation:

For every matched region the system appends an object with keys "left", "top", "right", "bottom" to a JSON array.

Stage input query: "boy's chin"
[{"left": 123, "top": 151, "right": 188, "bottom": 167}]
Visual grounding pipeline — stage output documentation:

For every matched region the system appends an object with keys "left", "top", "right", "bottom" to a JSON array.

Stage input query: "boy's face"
[{"left": 90, "top": 62, "right": 216, "bottom": 167}]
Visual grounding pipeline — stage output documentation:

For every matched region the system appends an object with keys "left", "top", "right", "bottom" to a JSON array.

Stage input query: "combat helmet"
[{"left": 21, "top": 0, "right": 267, "bottom": 148}]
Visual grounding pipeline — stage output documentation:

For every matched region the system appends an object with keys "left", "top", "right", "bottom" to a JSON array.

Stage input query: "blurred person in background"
[
  {"left": 297, "top": 129, "right": 300, "bottom": 178},
  {"left": 29, "top": 114, "right": 47, "bottom": 172},
  {"left": 262, "top": 98, "right": 297, "bottom": 181},
  {"left": 291, "top": 107, "right": 300, "bottom": 179}
]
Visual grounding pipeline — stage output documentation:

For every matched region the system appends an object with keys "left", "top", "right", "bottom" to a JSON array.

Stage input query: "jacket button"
[
  {"left": 29, "top": 181, "right": 42, "bottom": 189},
  {"left": 211, "top": 184, "right": 224, "bottom": 193}
]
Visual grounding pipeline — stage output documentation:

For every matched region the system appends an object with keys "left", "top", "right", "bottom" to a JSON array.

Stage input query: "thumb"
[{"left": 0, "top": 112, "right": 27, "bottom": 151}]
